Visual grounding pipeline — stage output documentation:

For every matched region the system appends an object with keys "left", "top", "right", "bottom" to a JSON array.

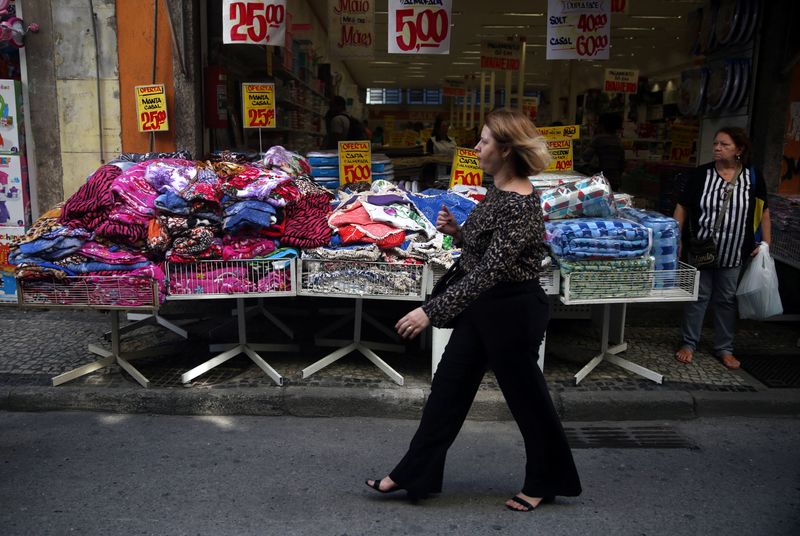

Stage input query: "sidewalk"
[{"left": 1, "top": 299, "right": 799, "bottom": 420}]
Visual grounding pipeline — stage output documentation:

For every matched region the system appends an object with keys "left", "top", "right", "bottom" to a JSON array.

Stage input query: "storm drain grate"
[
  {"left": 737, "top": 354, "right": 800, "bottom": 388},
  {"left": 564, "top": 425, "right": 698, "bottom": 449}
]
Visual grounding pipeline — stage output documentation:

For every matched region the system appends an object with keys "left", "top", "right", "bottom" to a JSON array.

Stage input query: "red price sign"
[
  {"left": 342, "top": 164, "right": 372, "bottom": 183},
  {"left": 547, "top": 1, "right": 610, "bottom": 60},
  {"left": 247, "top": 108, "right": 274, "bottom": 128},
  {"left": 140, "top": 110, "right": 167, "bottom": 132},
  {"left": 452, "top": 169, "right": 482, "bottom": 186},
  {"left": 223, "top": 0, "right": 286, "bottom": 45},
  {"left": 388, "top": 0, "right": 452, "bottom": 54}
]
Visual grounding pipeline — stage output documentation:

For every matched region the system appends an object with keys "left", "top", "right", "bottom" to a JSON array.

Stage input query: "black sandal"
[
  {"left": 506, "top": 495, "right": 554, "bottom": 512},
  {"left": 365, "top": 479, "right": 402, "bottom": 494}
]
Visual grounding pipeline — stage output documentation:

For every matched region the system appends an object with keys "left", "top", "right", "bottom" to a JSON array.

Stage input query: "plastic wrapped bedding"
[
  {"left": 618, "top": 207, "right": 679, "bottom": 270},
  {"left": 539, "top": 173, "right": 616, "bottom": 221},
  {"left": 544, "top": 218, "right": 652, "bottom": 260},
  {"left": 558, "top": 257, "right": 655, "bottom": 299}
]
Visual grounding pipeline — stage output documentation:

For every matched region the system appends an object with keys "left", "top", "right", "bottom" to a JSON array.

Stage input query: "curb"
[{"left": 2, "top": 385, "right": 800, "bottom": 420}]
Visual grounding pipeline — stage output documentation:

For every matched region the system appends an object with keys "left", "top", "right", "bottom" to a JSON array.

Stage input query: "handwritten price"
[
  {"left": 576, "top": 13, "right": 608, "bottom": 33},
  {"left": 343, "top": 164, "right": 371, "bottom": 183},
  {"left": 453, "top": 169, "right": 481, "bottom": 186},
  {"left": 228, "top": 1, "right": 284, "bottom": 43},
  {"left": 247, "top": 108, "right": 274, "bottom": 127},
  {"left": 576, "top": 34, "right": 609, "bottom": 57},
  {"left": 140, "top": 110, "right": 167, "bottom": 131},
  {"left": 554, "top": 159, "right": 573, "bottom": 170},
  {"left": 394, "top": 8, "right": 449, "bottom": 52}
]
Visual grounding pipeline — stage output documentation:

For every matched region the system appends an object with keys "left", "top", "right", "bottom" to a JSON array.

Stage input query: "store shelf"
[
  {"left": 278, "top": 98, "right": 323, "bottom": 117},
  {"left": 274, "top": 66, "right": 326, "bottom": 100},
  {"left": 17, "top": 275, "right": 159, "bottom": 311},
  {"left": 560, "top": 262, "right": 699, "bottom": 305}
]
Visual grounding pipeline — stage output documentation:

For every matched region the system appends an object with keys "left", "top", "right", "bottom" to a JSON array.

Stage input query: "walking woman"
[
  {"left": 674, "top": 127, "right": 771, "bottom": 368},
  {"left": 365, "top": 109, "right": 582, "bottom": 512}
]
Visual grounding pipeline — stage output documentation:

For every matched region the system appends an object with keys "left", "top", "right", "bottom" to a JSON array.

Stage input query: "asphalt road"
[{"left": 1, "top": 412, "right": 798, "bottom": 535}]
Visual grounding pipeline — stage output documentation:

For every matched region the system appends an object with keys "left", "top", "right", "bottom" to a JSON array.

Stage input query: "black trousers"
[{"left": 390, "top": 281, "right": 582, "bottom": 498}]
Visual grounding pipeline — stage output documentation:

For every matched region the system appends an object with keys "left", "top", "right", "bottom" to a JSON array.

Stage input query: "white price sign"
[
  {"left": 223, "top": 0, "right": 287, "bottom": 46},
  {"left": 388, "top": 0, "right": 451, "bottom": 55}
]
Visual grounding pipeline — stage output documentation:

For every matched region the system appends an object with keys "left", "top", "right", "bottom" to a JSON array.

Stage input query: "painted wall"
[{"left": 52, "top": 0, "right": 122, "bottom": 198}]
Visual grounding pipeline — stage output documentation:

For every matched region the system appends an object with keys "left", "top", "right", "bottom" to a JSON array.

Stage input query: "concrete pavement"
[{"left": 1, "top": 300, "right": 799, "bottom": 420}]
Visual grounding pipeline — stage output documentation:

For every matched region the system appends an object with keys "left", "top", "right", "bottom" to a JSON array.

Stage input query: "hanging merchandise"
[{"left": 0, "top": 0, "right": 38, "bottom": 49}]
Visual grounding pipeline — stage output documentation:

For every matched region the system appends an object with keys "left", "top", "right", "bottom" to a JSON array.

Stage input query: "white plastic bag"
[{"left": 736, "top": 243, "right": 783, "bottom": 320}]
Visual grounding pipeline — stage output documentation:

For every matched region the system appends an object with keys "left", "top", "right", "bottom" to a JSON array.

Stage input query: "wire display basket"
[
  {"left": 298, "top": 258, "right": 427, "bottom": 300},
  {"left": 428, "top": 263, "right": 560, "bottom": 296},
  {"left": 165, "top": 259, "right": 296, "bottom": 300},
  {"left": 560, "top": 261, "right": 699, "bottom": 305},
  {"left": 771, "top": 228, "right": 800, "bottom": 270},
  {"left": 17, "top": 275, "right": 159, "bottom": 311}
]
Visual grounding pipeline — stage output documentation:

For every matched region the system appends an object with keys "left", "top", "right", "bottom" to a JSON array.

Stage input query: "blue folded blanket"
[
  {"left": 618, "top": 207, "right": 679, "bottom": 271},
  {"left": 408, "top": 190, "right": 477, "bottom": 228},
  {"left": 545, "top": 218, "right": 652, "bottom": 260}
]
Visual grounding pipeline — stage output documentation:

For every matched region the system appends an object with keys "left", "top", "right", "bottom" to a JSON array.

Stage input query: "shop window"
[{"left": 406, "top": 88, "right": 443, "bottom": 105}]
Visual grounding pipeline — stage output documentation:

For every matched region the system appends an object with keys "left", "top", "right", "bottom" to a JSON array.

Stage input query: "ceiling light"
[
  {"left": 452, "top": 62, "right": 478, "bottom": 65},
  {"left": 617, "top": 27, "right": 656, "bottom": 31},
  {"left": 407, "top": 75, "right": 427, "bottom": 78},
  {"left": 462, "top": 51, "right": 481, "bottom": 54},
  {"left": 409, "top": 62, "right": 432, "bottom": 65},
  {"left": 372, "top": 80, "right": 396, "bottom": 84},
  {"left": 370, "top": 61, "right": 397, "bottom": 65},
  {"left": 630, "top": 15, "right": 682, "bottom": 20},
  {"left": 502, "top": 13, "right": 544, "bottom": 17},
  {"left": 481, "top": 25, "right": 529, "bottom": 29}
]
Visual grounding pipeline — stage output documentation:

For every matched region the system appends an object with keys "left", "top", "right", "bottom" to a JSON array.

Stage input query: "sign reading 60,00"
[{"left": 388, "top": 0, "right": 452, "bottom": 55}]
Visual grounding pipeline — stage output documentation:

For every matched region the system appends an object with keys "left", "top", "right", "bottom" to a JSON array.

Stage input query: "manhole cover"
[{"left": 564, "top": 425, "right": 698, "bottom": 449}]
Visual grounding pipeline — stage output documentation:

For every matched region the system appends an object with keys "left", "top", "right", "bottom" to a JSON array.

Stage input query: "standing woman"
[
  {"left": 674, "top": 127, "right": 771, "bottom": 369},
  {"left": 365, "top": 109, "right": 582, "bottom": 511}
]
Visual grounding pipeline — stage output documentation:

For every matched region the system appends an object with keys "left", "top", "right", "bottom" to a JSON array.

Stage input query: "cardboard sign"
[
  {"left": 135, "top": 84, "right": 169, "bottom": 132},
  {"left": 339, "top": 140, "right": 372, "bottom": 184},
  {"left": 546, "top": 0, "right": 610, "bottom": 60},
  {"left": 538, "top": 124, "right": 580, "bottom": 140},
  {"left": 522, "top": 96, "right": 539, "bottom": 121},
  {"left": 669, "top": 124, "right": 698, "bottom": 163},
  {"left": 388, "top": 0, "right": 452, "bottom": 55},
  {"left": 544, "top": 139, "right": 574, "bottom": 172},
  {"left": 223, "top": 0, "right": 287, "bottom": 46},
  {"left": 329, "top": 0, "right": 374, "bottom": 58},
  {"left": 442, "top": 82, "right": 465, "bottom": 97},
  {"left": 480, "top": 39, "right": 523, "bottom": 71},
  {"left": 242, "top": 82, "right": 276, "bottom": 128},
  {"left": 449, "top": 148, "right": 483, "bottom": 187},
  {"left": 604, "top": 69, "right": 639, "bottom": 94}
]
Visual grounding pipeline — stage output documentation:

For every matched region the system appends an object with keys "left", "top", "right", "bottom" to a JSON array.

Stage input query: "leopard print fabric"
[{"left": 422, "top": 186, "right": 547, "bottom": 327}]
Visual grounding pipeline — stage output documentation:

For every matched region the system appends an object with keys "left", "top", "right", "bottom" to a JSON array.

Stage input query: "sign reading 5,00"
[
  {"left": 223, "top": 0, "right": 286, "bottom": 46},
  {"left": 388, "top": 0, "right": 452, "bottom": 54},
  {"left": 339, "top": 141, "right": 372, "bottom": 185}
]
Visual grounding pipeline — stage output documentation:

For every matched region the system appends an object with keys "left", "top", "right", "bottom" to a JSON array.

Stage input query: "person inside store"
[
  {"left": 426, "top": 115, "right": 456, "bottom": 156},
  {"left": 580, "top": 112, "right": 625, "bottom": 190},
  {"left": 323, "top": 95, "right": 364, "bottom": 149},
  {"left": 365, "top": 109, "right": 582, "bottom": 512},
  {"left": 673, "top": 126, "right": 771, "bottom": 369}
]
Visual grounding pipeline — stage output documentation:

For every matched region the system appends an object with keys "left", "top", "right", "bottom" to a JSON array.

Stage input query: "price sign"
[
  {"left": 223, "top": 0, "right": 287, "bottom": 46},
  {"left": 538, "top": 124, "right": 580, "bottom": 140},
  {"left": 329, "top": 0, "right": 374, "bottom": 58},
  {"left": 544, "top": 139, "right": 574, "bottom": 172},
  {"left": 242, "top": 82, "right": 276, "bottom": 128},
  {"left": 339, "top": 141, "right": 372, "bottom": 184},
  {"left": 669, "top": 124, "right": 698, "bottom": 163},
  {"left": 388, "top": 0, "right": 452, "bottom": 55},
  {"left": 604, "top": 69, "right": 639, "bottom": 94},
  {"left": 480, "top": 38, "right": 523, "bottom": 71},
  {"left": 546, "top": 0, "right": 610, "bottom": 60},
  {"left": 449, "top": 148, "right": 483, "bottom": 187},
  {"left": 135, "top": 84, "right": 169, "bottom": 132}
]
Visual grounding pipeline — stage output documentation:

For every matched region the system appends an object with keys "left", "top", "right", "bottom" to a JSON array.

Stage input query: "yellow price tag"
[
  {"left": 544, "top": 139, "right": 574, "bottom": 172},
  {"left": 242, "top": 82, "right": 276, "bottom": 129},
  {"left": 135, "top": 84, "right": 169, "bottom": 132},
  {"left": 449, "top": 148, "right": 483, "bottom": 187},
  {"left": 538, "top": 124, "right": 580, "bottom": 140},
  {"left": 338, "top": 141, "right": 372, "bottom": 184}
]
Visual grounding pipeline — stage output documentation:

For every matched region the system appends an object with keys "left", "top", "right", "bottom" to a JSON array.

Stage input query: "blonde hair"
[{"left": 484, "top": 109, "right": 551, "bottom": 176}]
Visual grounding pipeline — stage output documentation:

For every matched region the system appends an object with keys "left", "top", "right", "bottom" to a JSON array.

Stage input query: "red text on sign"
[
  {"left": 395, "top": 8, "right": 448, "bottom": 52},
  {"left": 230, "top": 2, "right": 284, "bottom": 43},
  {"left": 140, "top": 110, "right": 167, "bottom": 131}
]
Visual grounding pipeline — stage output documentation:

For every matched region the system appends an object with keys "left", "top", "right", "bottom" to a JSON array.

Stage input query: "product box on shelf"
[
  {"left": 0, "top": 79, "right": 24, "bottom": 155},
  {"left": 0, "top": 225, "right": 23, "bottom": 303},
  {"left": 0, "top": 154, "right": 30, "bottom": 227}
]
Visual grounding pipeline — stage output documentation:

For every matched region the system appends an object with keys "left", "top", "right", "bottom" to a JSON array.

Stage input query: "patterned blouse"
[{"left": 422, "top": 186, "right": 547, "bottom": 327}]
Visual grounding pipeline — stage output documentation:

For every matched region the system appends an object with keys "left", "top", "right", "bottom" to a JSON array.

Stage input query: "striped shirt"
[{"left": 679, "top": 163, "right": 767, "bottom": 269}]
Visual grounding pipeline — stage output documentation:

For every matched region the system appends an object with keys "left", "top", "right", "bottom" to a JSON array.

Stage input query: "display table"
[
  {"left": 560, "top": 261, "right": 699, "bottom": 384},
  {"left": 17, "top": 275, "right": 162, "bottom": 388},
  {"left": 297, "top": 258, "right": 428, "bottom": 385},
  {"left": 165, "top": 259, "right": 297, "bottom": 386}
]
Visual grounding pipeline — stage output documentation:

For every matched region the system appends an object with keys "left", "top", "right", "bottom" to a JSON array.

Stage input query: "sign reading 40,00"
[{"left": 388, "top": 0, "right": 452, "bottom": 55}]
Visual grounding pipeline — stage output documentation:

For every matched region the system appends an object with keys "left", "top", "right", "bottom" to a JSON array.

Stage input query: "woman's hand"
[
  {"left": 395, "top": 307, "right": 430, "bottom": 340},
  {"left": 435, "top": 205, "right": 460, "bottom": 237}
]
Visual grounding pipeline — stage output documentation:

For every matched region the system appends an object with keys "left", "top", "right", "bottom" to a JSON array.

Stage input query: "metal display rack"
[
  {"left": 165, "top": 259, "right": 298, "bottom": 385},
  {"left": 771, "top": 228, "right": 800, "bottom": 271},
  {"left": 297, "top": 258, "right": 428, "bottom": 385},
  {"left": 17, "top": 275, "right": 161, "bottom": 387},
  {"left": 559, "top": 262, "right": 700, "bottom": 384}
]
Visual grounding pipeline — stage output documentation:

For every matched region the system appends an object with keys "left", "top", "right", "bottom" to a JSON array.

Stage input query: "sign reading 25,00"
[{"left": 388, "top": 0, "right": 452, "bottom": 55}]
